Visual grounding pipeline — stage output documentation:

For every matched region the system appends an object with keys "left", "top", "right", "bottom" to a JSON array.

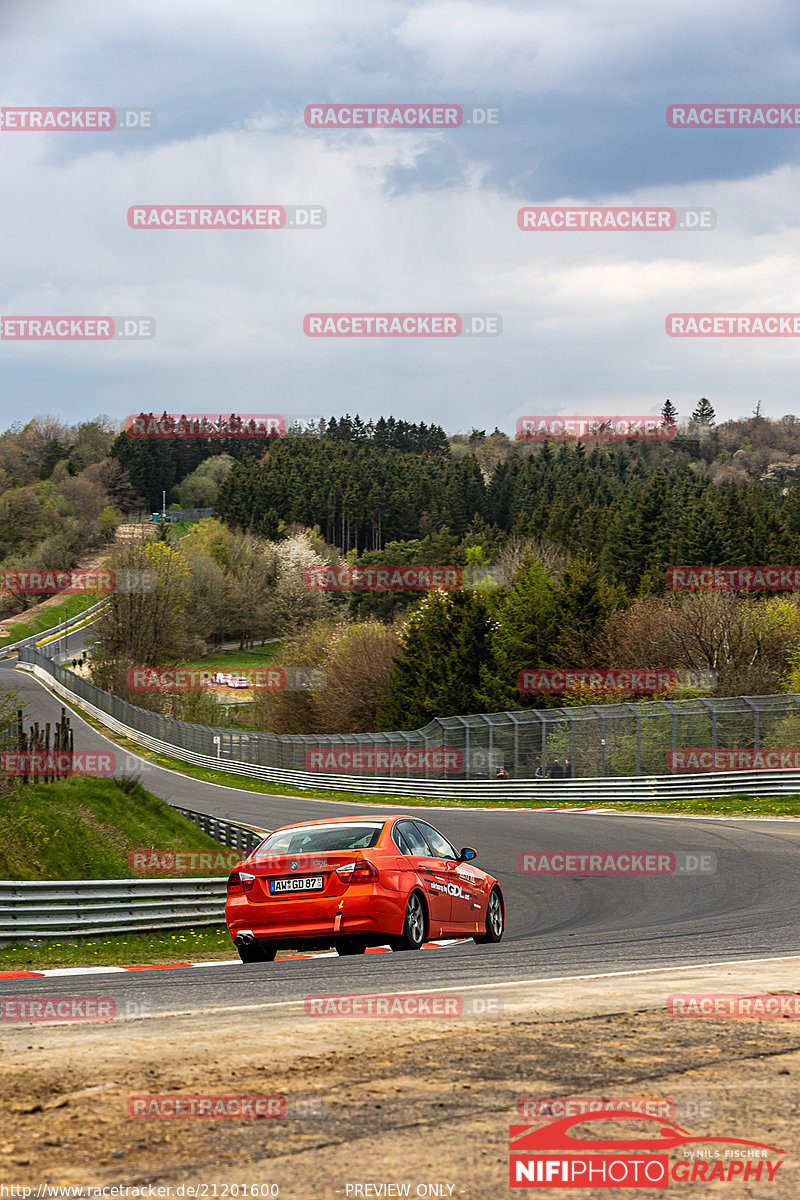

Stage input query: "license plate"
[{"left": 270, "top": 874, "right": 324, "bottom": 894}]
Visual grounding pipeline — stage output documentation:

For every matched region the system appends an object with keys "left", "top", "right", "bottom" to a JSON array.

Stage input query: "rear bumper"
[{"left": 225, "top": 889, "right": 406, "bottom": 944}]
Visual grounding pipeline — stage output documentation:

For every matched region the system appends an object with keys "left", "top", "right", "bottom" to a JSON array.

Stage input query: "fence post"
[
  {"left": 699, "top": 699, "right": 717, "bottom": 755},
  {"left": 569, "top": 710, "right": 576, "bottom": 777},
  {"left": 509, "top": 712, "right": 519, "bottom": 776},
  {"left": 743, "top": 697, "right": 759, "bottom": 750},
  {"left": 599, "top": 710, "right": 606, "bottom": 776},
  {"left": 631, "top": 705, "right": 641, "bottom": 775}
]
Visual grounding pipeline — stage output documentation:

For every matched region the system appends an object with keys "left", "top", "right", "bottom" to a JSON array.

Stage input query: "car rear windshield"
[{"left": 254, "top": 822, "right": 385, "bottom": 855}]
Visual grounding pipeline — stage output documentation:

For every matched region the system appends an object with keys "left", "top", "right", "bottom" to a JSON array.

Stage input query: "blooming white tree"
[{"left": 267, "top": 532, "right": 335, "bottom": 635}]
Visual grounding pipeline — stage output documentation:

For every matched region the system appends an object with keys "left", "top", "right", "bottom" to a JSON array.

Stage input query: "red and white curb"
[{"left": 0, "top": 939, "right": 468, "bottom": 979}]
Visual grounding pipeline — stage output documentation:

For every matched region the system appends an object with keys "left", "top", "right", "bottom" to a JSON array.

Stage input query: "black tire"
[
  {"left": 237, "top": 940, "right": 278, "bottom": 963},
  {"left": 336, "top": 938, "right": 367, "bottom": 956},
  {"left": 390, "top": 891, "right": 427, "bottom": 951},
  {"left": 474, "top": 887, "right": 504, "bottom": 944}
]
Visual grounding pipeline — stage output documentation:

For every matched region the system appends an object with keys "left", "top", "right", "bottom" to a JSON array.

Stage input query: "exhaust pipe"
[{"left": 235, "top": 930, "right": 255, "bottom": 947}]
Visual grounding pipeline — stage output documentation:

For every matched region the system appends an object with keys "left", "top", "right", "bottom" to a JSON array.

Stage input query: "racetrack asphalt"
[{"left": 2, "top": 656, "right": 799, "bottom": 1016}]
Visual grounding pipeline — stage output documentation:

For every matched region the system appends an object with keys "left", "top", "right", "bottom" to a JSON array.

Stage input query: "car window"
[
  {"left": 392, "top": 825, "right": 414, "bottom": 855},
  {"left": 395, "top": 820, "right": 432, "bottom": 857},
  {"left": 413, "top": 821, "right": 457, "bottom": 860},
  {"left": 254, "top": 823, "right": 384, "bottom": 855}
]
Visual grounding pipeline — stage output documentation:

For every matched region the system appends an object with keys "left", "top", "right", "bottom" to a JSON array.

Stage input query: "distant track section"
[{"left": 15, "top": 651, "right": 800, "bottom": 803}]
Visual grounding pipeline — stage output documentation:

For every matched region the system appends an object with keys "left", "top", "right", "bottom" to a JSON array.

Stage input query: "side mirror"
[{"left": 459, "top": 847, "right": 477, "bottom": 862}]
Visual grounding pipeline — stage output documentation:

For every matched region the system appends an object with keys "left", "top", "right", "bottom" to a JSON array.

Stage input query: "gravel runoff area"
[{"left": 0, "top": 958, "right": 797, "bottom": 1198}]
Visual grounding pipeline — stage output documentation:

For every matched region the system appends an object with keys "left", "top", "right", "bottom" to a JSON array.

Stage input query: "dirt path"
[
  {"left": 0, "top": 524, "right": 151, "bottom": 638},
  {"left": 0, "top": 960, "right": 797, "bottom": 1197}
]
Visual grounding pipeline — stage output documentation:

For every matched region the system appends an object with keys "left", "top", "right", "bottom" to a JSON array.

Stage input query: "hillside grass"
[
  {"left": 0, "top": 775, "right": 233, "bottom": 879},
  {"left": 0, "top": 592, "right": 104, "bottom": 649},
  {"left": 0, "top": 776, "right": 239, "bottom": 968},
  {"left": 177, "top": 647, "right": 281, "bottom": 676}
]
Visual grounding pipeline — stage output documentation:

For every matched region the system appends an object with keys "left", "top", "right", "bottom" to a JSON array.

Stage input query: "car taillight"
[
  {"left": 336, "top": 859, "right": 379, "bottom": 885},
  {"left": 227, "top": 870, "right": 256, "bottom": 893}
]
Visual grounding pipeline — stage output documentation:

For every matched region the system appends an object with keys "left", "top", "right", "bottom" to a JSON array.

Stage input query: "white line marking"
[
  {"left": 0, "top": 941, "right": 465, "bottom": 979},
  {"left": 25, "top": 965, "right": 129, "bottom": 976},
  {"left": 60, "top": 954, "right": 800, "bottom": 1022}
]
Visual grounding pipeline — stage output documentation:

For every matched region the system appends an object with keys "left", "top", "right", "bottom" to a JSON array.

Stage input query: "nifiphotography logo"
[{"left": 509, "top": 1111, "right": 785, "bottom": 1187}]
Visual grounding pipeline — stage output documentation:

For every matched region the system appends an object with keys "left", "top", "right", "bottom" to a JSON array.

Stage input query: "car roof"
[{"left": 269, "top": 814, "right": 400, "bottom": 832}]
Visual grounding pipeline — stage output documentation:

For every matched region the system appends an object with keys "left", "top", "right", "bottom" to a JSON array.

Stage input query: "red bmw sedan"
[{"left": 225, "top": 814, "right": 505, "bottom": 962}]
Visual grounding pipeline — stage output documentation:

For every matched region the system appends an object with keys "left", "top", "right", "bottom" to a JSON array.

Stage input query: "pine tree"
[
  {"left": 691, "top": 397, "right": 715, "bottom": 426},
  {"left": 489, "top": 557, "right": 563, "bottom": 708},
  {"left": 661, "top": 399, "right": 678, "bottom": 429},
  {"left": 378, "top": 591, "right": 498, "bottom": 728},
  {"left": 555, "top": 555, "right": 619, "bottom": 661},
  {"left": 599, "top": 487, "right": 642, "bottom": 593}
]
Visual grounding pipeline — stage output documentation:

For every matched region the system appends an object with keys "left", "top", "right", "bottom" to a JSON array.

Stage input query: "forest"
[{"left": 7, "top": 405, "right": 800, "bottom": 734}]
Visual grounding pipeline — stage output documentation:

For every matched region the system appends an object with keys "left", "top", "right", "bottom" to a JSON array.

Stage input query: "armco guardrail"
[
  {"left": 173, "top": 806, "right": 265, "bottom": 853},
  {"left": 0, "top": 598, "right": 109, "bottom": 658},
  {"left": 0, "top": 878, "right": 227, "bottom": 942},
  {"left": 14, "top": 651, "right": 800, "bottom": 802}
]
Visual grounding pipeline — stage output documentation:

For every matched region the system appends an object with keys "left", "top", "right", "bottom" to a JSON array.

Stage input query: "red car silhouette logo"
[{"left": 510, "top": 1110, "right": 784, "bottom": 1155}]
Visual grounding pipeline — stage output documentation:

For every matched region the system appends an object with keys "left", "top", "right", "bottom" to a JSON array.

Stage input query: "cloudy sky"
[{"left": 2, "top": 0, "right": 800, "bottom": 436}]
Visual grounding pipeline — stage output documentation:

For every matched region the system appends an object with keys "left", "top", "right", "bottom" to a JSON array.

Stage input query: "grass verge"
[
  {"left": 610, "top": 794, "right": 800, "bottom": 816},
  {"left": 0, "top": 925, "right": 235, "bottom": 970}
]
